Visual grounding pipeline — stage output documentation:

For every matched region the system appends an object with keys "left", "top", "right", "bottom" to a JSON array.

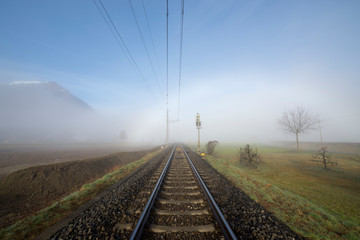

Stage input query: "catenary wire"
[
  {"left": 92, "top": 0, "right": 128, "bottom": 63},
  {"left": 98, "top": 0, "right": 157, "bottom": 102},
  {"left": 128, "top": 0, "right": 164, "bottom": 96},
  {"left": 93, "top": 0, "right": 163, "bottom": 108},
  {"left": 177, "top": 0, "right": 184, "bottom": 121},
  {"left": 141, "top": 0, "right": 164, "bottom": 90}
]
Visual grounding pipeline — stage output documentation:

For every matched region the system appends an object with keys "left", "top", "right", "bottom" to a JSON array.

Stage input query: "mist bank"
[
  {"left": 0, "top": 81, "right": 168, "bottom": 144},
  {"left": 0, "top": 81, "right": 132, "bottom": 143},
  {"left": 2, "top": 80, "right": 359, "bottom": 145}
]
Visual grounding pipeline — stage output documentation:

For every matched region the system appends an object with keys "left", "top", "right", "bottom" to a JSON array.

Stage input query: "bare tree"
[
  {"left": 239, "top": 144, "right": 261, "bottom": 169},
  {"left": 311, "top": 147, "right": 337, "bottom": 169},
  {"left": 206, "top": 140, "right": 219, "bottom": 155},
  {"left": 278, "top": 106, "right": 318, "bottom": 151}
]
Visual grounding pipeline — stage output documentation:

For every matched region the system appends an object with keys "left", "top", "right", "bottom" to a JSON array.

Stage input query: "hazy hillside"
[{"left": 0, "top": 81, "right": 96, "bottom": 143}]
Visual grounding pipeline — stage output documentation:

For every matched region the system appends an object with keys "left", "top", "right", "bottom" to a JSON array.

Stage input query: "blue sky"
[{"left": 1, "top": 0, "right": 360, "bottom": 143}]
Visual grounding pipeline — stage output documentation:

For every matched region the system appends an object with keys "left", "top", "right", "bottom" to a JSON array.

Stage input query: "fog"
[
  {"left": 168, "top": 76, "right": 360, "bottom": 144},
  {"left": 1, "top": 1, "right": 359, "bottom": 146},
  {"left": 1, "top": 76, "right": 359, "bottom": 145},
  {"left": 138, "top": 77, "right": 360, "bottom": 145},
  {"left": 0, "top": 81, "right": 130, "bottom": 143}
]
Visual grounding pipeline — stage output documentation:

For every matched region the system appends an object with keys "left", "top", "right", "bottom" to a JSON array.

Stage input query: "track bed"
[{"left": 46, "top": 145, "right": 303, "bottom": 240}]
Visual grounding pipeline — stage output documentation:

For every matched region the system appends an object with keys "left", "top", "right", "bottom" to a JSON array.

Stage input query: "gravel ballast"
[{"left": 44, "top": 145, "right": 304, "bottom": 239}]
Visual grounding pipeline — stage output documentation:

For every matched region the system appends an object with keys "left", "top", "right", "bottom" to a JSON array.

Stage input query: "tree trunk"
[
  {"left": 296, "top": 132, "right": 299, "bottom": 152},
  {"left": 323, "top": 150, "right": 327, "bottom": 169}
]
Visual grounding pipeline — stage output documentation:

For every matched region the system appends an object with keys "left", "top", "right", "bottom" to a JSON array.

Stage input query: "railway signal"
[{"left": 196, "top": 113, "right": 201, "bottom": 153}]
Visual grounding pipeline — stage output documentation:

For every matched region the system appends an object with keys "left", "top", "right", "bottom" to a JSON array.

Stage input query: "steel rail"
[
  {"left": 182, "top": 145, "right": 238, "bottom": 240},
  {"left": 129, "top": 145, "right": 176, "bottom": 240}
]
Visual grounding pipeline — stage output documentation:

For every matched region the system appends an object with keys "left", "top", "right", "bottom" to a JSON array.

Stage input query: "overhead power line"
[
  {"left": 93, "top": 0, "right": 163, "bottom": 108},
  {"left": 92, "top": 0, "right": 127, "bottom": 59},
  {"left": 177, "top": 0, "right": 184, "bottom": 121},
  {"left": 141, "top": 0, "right": 164, "bottom": 88},
  {"left": 128, "top": 0, "right": 164, "bottom": 96}
]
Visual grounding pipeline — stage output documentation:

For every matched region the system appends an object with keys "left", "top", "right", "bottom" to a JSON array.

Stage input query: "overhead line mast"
[
  {"left": 166, "top": 0, "right": 185, "bottom": 145},
  {"left": 166, "top": 0, "right": 169, "bottom": 146}
]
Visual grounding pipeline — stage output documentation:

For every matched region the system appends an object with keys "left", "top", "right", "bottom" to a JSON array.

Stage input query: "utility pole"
[
  {"left": 165, "top": 0, "right": 169, "bottom": 147},
  {"left": 196, "top": 113, "right": 201, "bottom": 153},
  {"left": 166, "top": 111, "right": 179, "bottom": 146},
  {"left": 166, "top": 109, "right": 169, "bottom": 147}
]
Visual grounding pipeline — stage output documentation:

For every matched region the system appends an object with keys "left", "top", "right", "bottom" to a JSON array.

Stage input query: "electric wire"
[
  {"left": 141, "top": 0, "right": 164, "bottom": 89},
  {"left": 92, "top": 0, "right": 127, "bottom": 62},
  {"left": 128, "top": 0, "right": 164, "bottom": 96},
  {"left": 98, "top": 0, "right": 155, "bottom": 99},
  {"left": 93, "top": 0, "right": 163, "bottom": 108},
  {"left": 177, "top": 0, "right": 184, "bottom": 121}
]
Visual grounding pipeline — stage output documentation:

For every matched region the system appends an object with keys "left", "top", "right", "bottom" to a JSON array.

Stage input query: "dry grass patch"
[{"left": 206, "top": 144, "right": 360, "bottom": 239}]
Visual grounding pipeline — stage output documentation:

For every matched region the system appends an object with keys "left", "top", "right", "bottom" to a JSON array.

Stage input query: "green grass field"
[{"left": 203, "top": 144, "right": 360, "bottom": 239}]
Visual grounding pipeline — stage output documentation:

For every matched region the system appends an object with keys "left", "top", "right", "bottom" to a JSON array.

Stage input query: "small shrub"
[
  {"left": 206, "top": 141, "right": 219, "bottom": 155},
  {"left": 239, "top": 144, "right": 261, "bottom": 169},
  {"left": 311, "top": 147, "right": 337, "bottom": 169}
]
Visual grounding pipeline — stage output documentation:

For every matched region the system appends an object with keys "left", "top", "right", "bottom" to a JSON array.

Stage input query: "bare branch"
[
  {"left": 239, "top": 144, "right": 261, "bottom": 169},
  {"left": 278, "top": 106, "right": 318, "bottom": 135},
  {"left": 311, "top": 147, "right": 337, "bottom": 169},
  {"left": 278, "top": 106, "right": 319, "bottom": 151}
]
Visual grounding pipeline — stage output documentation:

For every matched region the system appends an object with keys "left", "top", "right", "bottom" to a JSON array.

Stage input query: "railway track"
[
  {"left": 130, "top": 145, "right": 237, "bottom": 239},
  {"left": 48, "top": 144, "right": 303, "bottom": 239}
]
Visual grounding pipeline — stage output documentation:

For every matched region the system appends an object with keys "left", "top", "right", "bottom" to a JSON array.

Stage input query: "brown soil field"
[
  {"left": 0, "top": 143, "right": 154, "bottom": 178},
  {"left": 0, "top": 145, "right": 157, "bottom": 228}
]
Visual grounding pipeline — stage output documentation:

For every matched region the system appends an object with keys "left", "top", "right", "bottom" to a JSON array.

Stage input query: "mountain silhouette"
[{"left": 0, "top": 81, "right": 96, "bottom": 143}]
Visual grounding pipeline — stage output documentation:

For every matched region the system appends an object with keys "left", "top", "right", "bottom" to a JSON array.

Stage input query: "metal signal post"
[{"left": 196, "top": 113, "right": 201, "bottom": 153}]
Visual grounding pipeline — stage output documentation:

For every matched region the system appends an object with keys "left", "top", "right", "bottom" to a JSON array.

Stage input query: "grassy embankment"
[
  {"left": 205, "top": 144, "right": 360, "bottom": 239},
  {"left": 0, "top": 149, "right": 162, "bottom": 240}
]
